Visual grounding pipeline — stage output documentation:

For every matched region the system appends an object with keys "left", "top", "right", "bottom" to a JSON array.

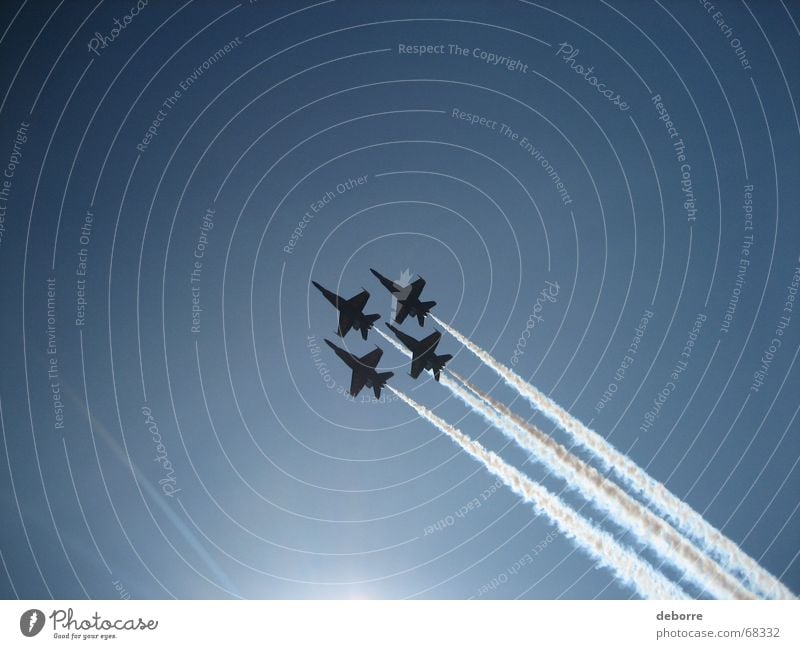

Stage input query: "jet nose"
[{"left": 370, "top": 268, "right": 383, "bottom": 280}]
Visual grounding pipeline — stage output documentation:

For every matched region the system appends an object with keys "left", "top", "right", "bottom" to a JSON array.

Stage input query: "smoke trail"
[
  {"left": 382, "top": 320, "right": 750, "bottom": 596},
  {"left": 442, "top": 372, "right": 753, "bottom": 599},
  {"left": 387, "top": 386, "right": 688, "bottom": 600},
  {"left": 432, "top": 315, "right": 795, "bottom": 600}
]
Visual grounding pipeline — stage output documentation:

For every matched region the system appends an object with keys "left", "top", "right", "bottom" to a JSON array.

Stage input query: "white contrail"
[
  {"left": 382, "top": 322, "right": 750, "bottom": 596},
  {"left": 387, "top": 386, "right": 688, "bottom": 600},
  {"left": 432, "top": 315, "right": 795, "bottom": 600},
  {"left": 442, "top": 372, "right": 753, "bottom": 599}
]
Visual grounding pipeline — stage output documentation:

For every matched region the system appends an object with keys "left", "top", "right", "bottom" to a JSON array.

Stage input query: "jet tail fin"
[
  {"left": 360, "top": 313, "right": 380, "bottom": 340},
  {"left": 433, "top": 354, "right": 452, "bottom": 381},
  {"left": 417, "top": 300, "right": 436, "bottom": 326},
  {"left": 374, "top": 371, "right": 394, "bottom": 399}
]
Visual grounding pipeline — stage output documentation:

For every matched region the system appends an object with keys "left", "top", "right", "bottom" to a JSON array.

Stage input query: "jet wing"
[
  {"left": 337, "top": 312, "right": 353, "bottom": 337},
  {"left": 358, "top": 347, "right": 383, "bottom": 369},
  {"left": 395, "top": 302, "right": 410, "bottom": 324},
  {"left": 372, "top": 269, "right": 404, "bottom": 294},
  {"left": 417, "top": 330, "right": 441, "bottom": 354},
  {"left": 312, "top": 281, "right": 341, "bottom": 309},
  {"left": 407, "top": 277, "right": 426, "bottom": 300},
  {"left": 326, "top": 340, "right": 356, "bottom": 369},
  {"left": 388, "top": 325, "right": 420, "bottom": 352},
  {"left": 346, "top": 289, "right": 370, "bottom": 312},
  {"left": 410, "top": 356, "right": 426, "bottom": 379},
  {"left": 349, "top": 370, "right": 367, "bottom": 397}
]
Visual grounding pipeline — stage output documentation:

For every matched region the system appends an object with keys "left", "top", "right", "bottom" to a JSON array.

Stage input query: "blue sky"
[{"left": 0, "top": 0, "right": 798, "bottom": 599}]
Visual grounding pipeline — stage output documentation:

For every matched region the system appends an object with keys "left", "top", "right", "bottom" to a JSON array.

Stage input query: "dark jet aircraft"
[
  {"left": 312, "top": 281, "right": 380, "bottom": 340},
  {"left": 370, "top": 268, "right": 436, "bottom": 326},
  {"left": 324, "top": 339, "right": 394, "bottom": 398},
  {"left": 386, "top": 323, "right": 452, "bottom": 381}
]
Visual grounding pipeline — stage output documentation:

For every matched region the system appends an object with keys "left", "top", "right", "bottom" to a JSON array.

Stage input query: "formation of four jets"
[{"left": 312, "top": 269, "right": 452, "bottom": 399}]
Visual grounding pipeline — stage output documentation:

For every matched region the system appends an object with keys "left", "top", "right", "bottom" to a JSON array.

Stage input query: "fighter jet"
[
  {"left": 324, "top": 339, "right": 394, "bottom": 398},
  {"left": 386, "top": 323, "right": 452, "bottom": 381},
  {"left": 370, "top": 268, "right": 436, "bottom": 326},
  {"left": 312, "top": 281, "right": 380, "bottom": 340}
]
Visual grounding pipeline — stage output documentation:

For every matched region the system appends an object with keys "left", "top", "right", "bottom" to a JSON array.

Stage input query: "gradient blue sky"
[{"left": 0, "top": 0, "right": 798, "bottom": 599}]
